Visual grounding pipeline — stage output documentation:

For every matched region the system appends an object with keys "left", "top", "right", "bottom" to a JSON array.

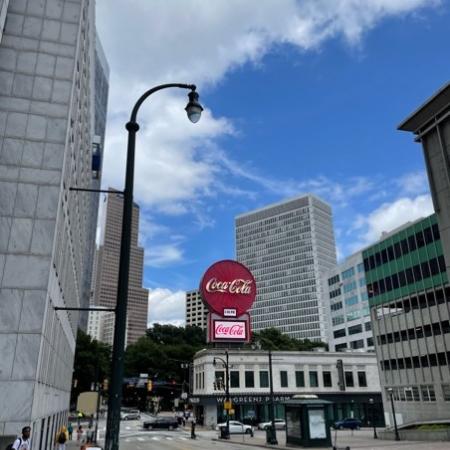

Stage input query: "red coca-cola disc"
[{"left": 200, "top": 260, "right": 256, "bottom": 317}]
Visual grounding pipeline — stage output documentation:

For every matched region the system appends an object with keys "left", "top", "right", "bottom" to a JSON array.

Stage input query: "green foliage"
[
  {"left": 252, "top": 327, "right": 327, "bottom": 351},
  {"left": 71, "top": 329, "right": 111, "bottom": 404},
  {"left": 416, "top": 423, "right": 450, "bottom": 430},
  {"left": 124, "top": 324, "right": 206, "bottom": 381}
]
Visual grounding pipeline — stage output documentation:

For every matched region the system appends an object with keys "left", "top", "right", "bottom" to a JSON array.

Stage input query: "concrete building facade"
[
  {"left": 364, "top": 214, "right": 450, "bottom": 426},
  {"left": 92, "top": 191, "right": 148, "bottom": 346},
  {"left": 191, "top": 349, "right": 382, "bottom": 428},
  {"left": 0, "top": 0, "right": 107, "bottom": 447},
  {"left": 185, "top": 289, "right": 207, "bottom": 329},
  {"left": 324, "top": 251, "right": 374, "bottom": 352},
  {"left": 235, "top": 195, "right": 337, "bottom": 341}
]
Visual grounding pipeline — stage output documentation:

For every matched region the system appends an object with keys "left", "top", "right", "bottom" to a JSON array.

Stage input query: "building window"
[
  {"left": 350, "top": 339, "right": 364, "bottom": 349},
  {"left": 348, "top": 324, "right": 362, "bottom": 335},
  {"left": 345, "top": 371, "right": 354, "bottom": 387},
  {"left": 323, "top": 371, "right": 332, "bottom": 387},
  {"left": 357, "top": 371, "right": 367, "bottom": 387},
  {"left": 295, "top": 371, "right": 305, "bottom": 387},
  {"left": 245, "top": 371, "right": 255, "bottom": 388},
  {"left": 420, "top": 385, "right": 436, "bottom": 402},
  {"left": 259, "top": 371, "right": 269, "bottom": 388},
  {"left": 280, "top": 371, "right": 288, "bottom": 388},
  {"left": 309, "top": 371, "right": 318, "bottom": 388},
  {"left": 442, "top": 384, "right": 450, "bottom": 401},
  {"left": 230, "top": 371, "right": 240, "bottom": 388},
  {"left": 333, "top": 328, "right": 346, "bottom": 339},
  {"left": 335, "top": 343, "right": 347, "bottom": 351}
]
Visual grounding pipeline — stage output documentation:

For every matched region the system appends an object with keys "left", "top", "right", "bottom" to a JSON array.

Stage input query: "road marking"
[
  {"left": 165, "top": 437, "right": 173, "bottom": 440},
  {"left": 137, "top": 437, "right": 145, "bottom": 441},
  {"left": 151, "top": 436, "right": 160, "bottom": 440},
  {"left": 125, "top": 426, "right": 131, "bottom": 430}
]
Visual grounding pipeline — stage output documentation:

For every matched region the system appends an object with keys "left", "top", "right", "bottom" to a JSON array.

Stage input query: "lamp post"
[
  {"left": 387, "top": 388, "right": 400, "bottom": 441},
  {"left": 267, "top": 349, "right": 278, "bottom": 445},
  {"left": 213, "top": 352, "right": 230, "bottom": 439},
  {"left": 104, "top": 84, "right": 203, "bottom": 450},
  {"left": 369, "top": 398, "right": 377, "bottom": 439}
]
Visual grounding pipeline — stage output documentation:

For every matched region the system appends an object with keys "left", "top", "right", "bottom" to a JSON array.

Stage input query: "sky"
[{"left": 95, "top": 0, "right": 449, "bottom": 327}]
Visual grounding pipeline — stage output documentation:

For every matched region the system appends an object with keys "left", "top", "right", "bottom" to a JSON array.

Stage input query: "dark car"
[
  {"left": 143, "top": 417, "right": 179, "bottom": 430},
  {"left": 333, "top": 418, "right": 362, "bottom": 430}
]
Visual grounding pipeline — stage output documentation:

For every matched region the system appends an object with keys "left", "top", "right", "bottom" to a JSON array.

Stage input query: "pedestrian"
[
  {"left": 76, "top": 425, "right": 83, "bottom": 442},
  {"left": 190, "top": 416, "right": 196, "bottom": 439},
  {"left": 88, "top": 414, "right": 93, "bottom": 428},
  {"left": 56, "top": 426, "right": 67, "bottom": 450},
  {"left": 67, "top": 423, "right": 73, "bottom": 440},
  {"left": 9, "top": 426, "right": 31, "bottom": 449},
  {"left": 86, "top": 425, "right": 94, "bottom": 443}
]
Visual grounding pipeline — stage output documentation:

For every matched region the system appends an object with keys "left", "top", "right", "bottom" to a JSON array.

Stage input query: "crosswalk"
[{"left": 125, "top": 434, "right": 192, "bottom": 443}]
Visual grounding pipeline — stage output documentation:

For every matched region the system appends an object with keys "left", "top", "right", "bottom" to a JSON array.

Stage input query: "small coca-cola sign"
[
  {"left": 214, "top": 320, "right": 246, "bottom": 340},
  {"left": 200, "top": 260, "right": 256, "bottom": 317}
]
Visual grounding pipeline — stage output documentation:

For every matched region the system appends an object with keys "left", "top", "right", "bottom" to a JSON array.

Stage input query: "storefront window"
[
  {"left": 230, "top": 371, "right": 240, "bottom": 388},
  {"left": 245, "top": 371, "right": 255, "bottom": 388},
  {"left": 259, "top": 371, "right": 269, "bottom": 388}
]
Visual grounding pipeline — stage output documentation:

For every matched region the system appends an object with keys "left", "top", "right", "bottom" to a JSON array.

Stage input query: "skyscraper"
[
  {"left": 364, "top": 214, "right": 450, "bottom": 425},
  {"left": 323, "top": 251, "right": 374, "bottom": 352},
  {"left": 185, "top": 289, "right": 208, "bottom": 329},
  {"left": 92, "top": 191, "right": 149, "bottom": 346},
  {"left": 0, "top": 0, "right": 107, "bottom": 446},
  {"left": 235, "top": 194, "right": 337, "bottom": 341}
]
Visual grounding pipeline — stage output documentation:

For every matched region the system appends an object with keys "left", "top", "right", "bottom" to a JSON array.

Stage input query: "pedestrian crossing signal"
[{"left": 147, "top": 380, "right": 153, "bottom": 392}]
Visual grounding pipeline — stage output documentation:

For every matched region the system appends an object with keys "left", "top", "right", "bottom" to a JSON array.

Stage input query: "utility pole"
[{"left": 267, "top": 349, "right": 278, "bottom": 445}]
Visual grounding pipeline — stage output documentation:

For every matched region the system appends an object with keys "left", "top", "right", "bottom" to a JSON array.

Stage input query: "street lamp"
[
  {"left": 104, "top": 84, "right": 203, "bottom": 450},
  {"left": 213, "top": 352, "right": 230, "bottom": 439},
  {"left": 267, "top": 349, "right": 278, "bottom": 445},
  {"left": 387, "top": 388, "right": 400, "bottom": 441},
  {"left": 369, "top": 398, "right": 377, "bottom": 439}
]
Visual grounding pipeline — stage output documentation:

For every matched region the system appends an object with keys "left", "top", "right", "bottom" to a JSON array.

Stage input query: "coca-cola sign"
[
  {"left": 214, "top": 321, "right": 247, "bottom": 340},
  {"left": 200, "top": 260, "right": 256, "bottom": 317}
]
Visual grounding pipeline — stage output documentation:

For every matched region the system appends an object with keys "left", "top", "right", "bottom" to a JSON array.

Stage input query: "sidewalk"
[{"left": 216, "top": 429, "right": 450, "bottom": 450}]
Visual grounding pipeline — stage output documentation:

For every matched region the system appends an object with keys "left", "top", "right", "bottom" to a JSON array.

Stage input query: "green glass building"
[{"left": 363, "top": 214, "right": 450, "bottom": 426}]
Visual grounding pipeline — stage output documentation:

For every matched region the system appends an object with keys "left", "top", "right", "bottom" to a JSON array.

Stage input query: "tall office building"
[
  {"left": 364, "top": 214, "right": 450, "bottom": 425},
  {"left": 0, "top": 0, "right": 108, "bottom": 447},
  {"left": 92, "top": 191, "right": 149, "bottom": 346},
  {"left": 324, "top": 251, "right": 374, "bottom": 352},
  {"left": 235, "top": 195, "right": 337, "bottom": 341},
  {"left": 185, "top": 289, "right": 208, "bottom": 329}
]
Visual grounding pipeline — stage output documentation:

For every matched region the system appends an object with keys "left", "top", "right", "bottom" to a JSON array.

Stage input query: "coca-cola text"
[{"left": 205, "top": 278, "right": 252, "bottom": 295}]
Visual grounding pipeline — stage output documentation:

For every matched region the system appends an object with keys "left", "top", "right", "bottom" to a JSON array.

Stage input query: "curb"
[{"left": 211, "top": 437, "right": 290, "bottom": 449}]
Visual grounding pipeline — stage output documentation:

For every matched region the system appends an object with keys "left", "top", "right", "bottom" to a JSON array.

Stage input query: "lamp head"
[
  {"left": 185, "top": 89, "right": 203, "bottom": 123},
  {"left": 387, "top": 388, "right": 393, "bottom": 395}
]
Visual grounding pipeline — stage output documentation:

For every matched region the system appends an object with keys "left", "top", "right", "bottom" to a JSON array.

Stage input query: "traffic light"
[
  {"left": 147, "top": 380, "right": 153, "bottom": 392},
  {"left": 103, "top": 378, "right": 109, "bottom": 391}
]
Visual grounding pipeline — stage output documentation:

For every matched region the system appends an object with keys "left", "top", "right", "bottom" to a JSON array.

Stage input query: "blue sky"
[{"left": 96, "top": 0, "right": 449, "bottom": 325}]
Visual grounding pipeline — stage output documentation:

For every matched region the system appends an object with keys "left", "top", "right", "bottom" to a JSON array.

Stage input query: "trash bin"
[
  {"left": 265, "top": 425, "right": 278, "bottom": 445},
  {"left": 219, "top": 426, "right": 230, "bottom": 439}
]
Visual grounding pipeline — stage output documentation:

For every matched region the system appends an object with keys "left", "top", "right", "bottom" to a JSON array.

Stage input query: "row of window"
[
  {"left": 388, "top": 384, "right": 450, "bottom": 402},
  {"left": 376, "top": 320, "right": 450, "bottom": 345},
  {"left": 380, "top": 351, "right": 450, "bottom": 371},
  {"left": 375, "top": 287, "right": 450, "bottom": 319},
  {"left": 333, "top": 322, "right": 372, "bottom": 339},
  {"left": 335, "top": 337, "right": 373, "bottom": 351},
  {"left": 363, "top": 223, "right": 440, "bottom": 272},
  {"left": 367, "top": 256, "right": 446, "bottom": 298},
  {"left": 213, "top": 369, "right": 367, "bottom": 389}
]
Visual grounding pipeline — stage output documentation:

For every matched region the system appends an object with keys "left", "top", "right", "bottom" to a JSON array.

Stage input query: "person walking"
[
  {"left": 67, "top": 423, "right": 73, "bottom": 440},
  {"left": 56, "top": 426, "right": 67, "bottom": 450},
  {"left": 10, "top": 426, "right": 31, "bottom": 449},
  {"left": 76, "top": 425, "right": 83, "bottom": 442}
]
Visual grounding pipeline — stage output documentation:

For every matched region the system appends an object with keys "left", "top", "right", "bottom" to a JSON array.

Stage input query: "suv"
[
  {"left": 333, "top": 418, "right": 362, "bottom": 430},
  {"left": 120, "top": 409, "right": 141, "bottom": 420}
]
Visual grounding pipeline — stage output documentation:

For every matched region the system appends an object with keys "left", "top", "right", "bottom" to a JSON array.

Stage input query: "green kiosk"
[{"left": 284, "top": 396, "right": 332, "bottom": 447}]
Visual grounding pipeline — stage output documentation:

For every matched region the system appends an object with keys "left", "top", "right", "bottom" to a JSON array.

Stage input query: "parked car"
[
  {"left": 216, "top": 420, "right": 253, "bottom": 434},
  {"left": 143, "top": 417, "right": 179, "bottom": 430},
  {"left": 333, "top": 418, "right": 362, "bottom": 430},
  {"left": 257, "top": 419, "right": 286, "bottom": 430},
  {"left": 120, "top": 409, "right": 141, "bottom": 420}
]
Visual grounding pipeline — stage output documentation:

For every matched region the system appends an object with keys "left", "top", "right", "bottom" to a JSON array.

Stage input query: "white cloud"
[
  {"left": 147, "top": 288, "right": 186, "bottom": 327},
  {"left": 95, "top": 0, "right": 439, "bottom": 268},
  {"left": 351, "top": 194, "right": 434, "bottom": 250},
  {"left": 397, "top": 171, "right": 430, "bottom": 195}
]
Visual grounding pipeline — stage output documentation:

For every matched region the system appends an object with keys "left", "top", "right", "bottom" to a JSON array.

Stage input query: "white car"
[
  {"left": 216, "top": 420, "right": 253, "bottom": 434},
  {"left": 257, "top": 419, "right": 286, "bottom": 430}
]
